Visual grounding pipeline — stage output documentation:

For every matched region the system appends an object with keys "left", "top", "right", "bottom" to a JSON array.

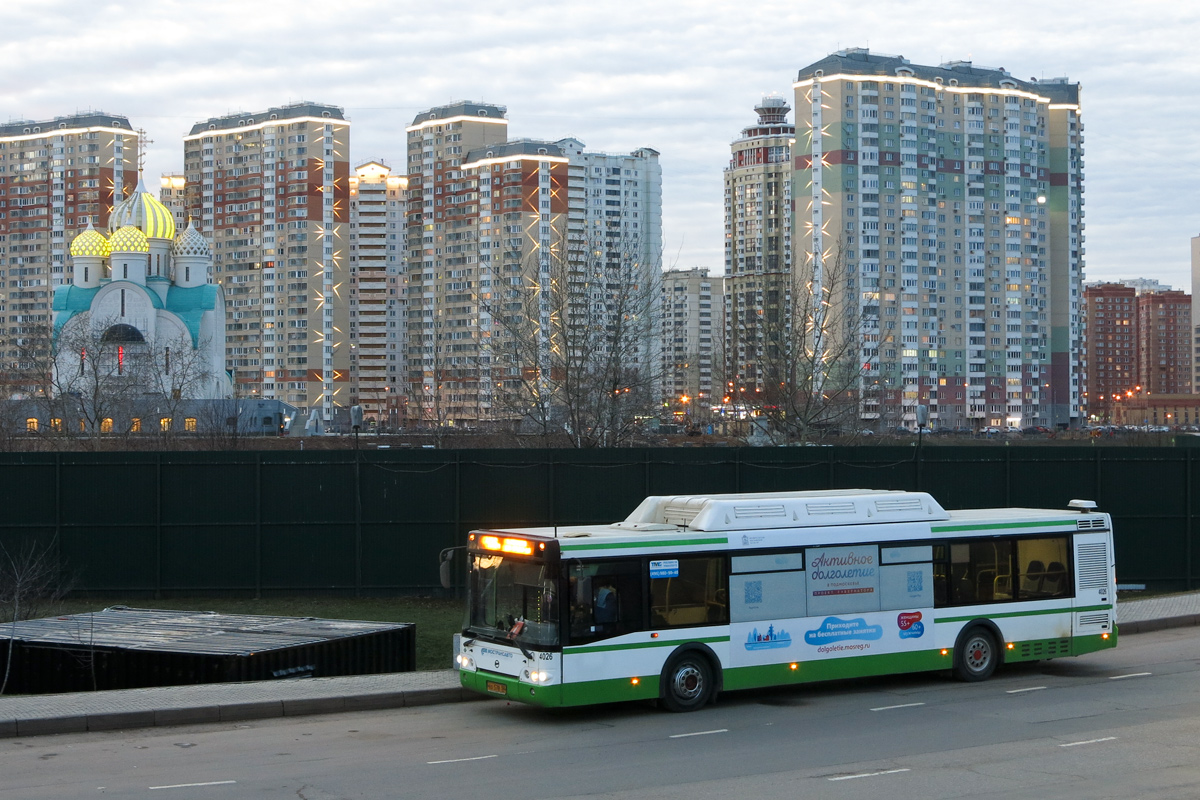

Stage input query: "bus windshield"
[{"left": 468, "top": 554, "right": 559, "bottom": 646}]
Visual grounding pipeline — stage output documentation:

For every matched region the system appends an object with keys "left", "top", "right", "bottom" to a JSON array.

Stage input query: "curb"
[
  {"left": 1118, "top": 613, "right": 1200, "bottom": 636},
  {"left": 0, "top": 686, "right": 486, "bottom": 739}
]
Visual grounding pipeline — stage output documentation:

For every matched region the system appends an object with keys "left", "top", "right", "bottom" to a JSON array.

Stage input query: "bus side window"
[
  {"left": 651, "top": 556, "right": 728, "bottom": 628},
  {"left": 1017, "top": 536, "right": 1071, "bottom": 599},
  {"left": 568, "top": 559, "right": 644, "bottom": 644}
]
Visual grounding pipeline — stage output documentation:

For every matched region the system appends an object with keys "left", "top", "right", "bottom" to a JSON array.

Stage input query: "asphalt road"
[{"left": 3, "top": 628, "right": 1200, "bottom": 799}]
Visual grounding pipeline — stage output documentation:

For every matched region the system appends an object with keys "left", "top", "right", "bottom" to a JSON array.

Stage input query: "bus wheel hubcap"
[
  {"left": 966, "top": 638, "right": 990, "bottom": 671},
  {"left": 674, "top": 665, "right": 703, "bottom": 699}
]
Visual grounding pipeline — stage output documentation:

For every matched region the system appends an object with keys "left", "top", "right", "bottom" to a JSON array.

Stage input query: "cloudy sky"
[{"left": 4, "top": 0, "right": 1198, "bottom": 289}]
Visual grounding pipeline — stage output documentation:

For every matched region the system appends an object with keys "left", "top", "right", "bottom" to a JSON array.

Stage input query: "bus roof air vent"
[
  {"left": 733, "top": 504, "right": 788, "bottom": 519},
  {"left": 874, "top": 497, "right": 926, "bottom": 514},
  {"left": 805, "top": 501, "right": 857, "bottom": 516},
  {"left": 1076, "top": 518, "right": 1106, "bottom": 530},
  {"left": 661, "top": 502, "right": 702, "bottom": 527}
]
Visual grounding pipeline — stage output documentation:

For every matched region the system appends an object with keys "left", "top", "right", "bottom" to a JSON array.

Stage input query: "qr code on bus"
[
  {"left": 745, "top": 580, "right": 763, "bottom": 604},
  {"left": 907, "top": 570, "right": 923, "bottom": 593}
]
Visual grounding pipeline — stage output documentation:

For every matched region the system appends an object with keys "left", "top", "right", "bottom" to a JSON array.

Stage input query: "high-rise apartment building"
[
  {"left": 348, "top": 161, "right": 406, "bottom": 426},
  {"left": 1082, "top": 284, "right": 1191, "bottom": 420},
  {"left": 1191, "top": 235, "right": 1200, "bottom": 393},
  {"left": 793, "top": 49, "right": 1084, "bottom": 430},
  {"left": 0, "top": 113, "right": 138, "bottom": 368},
  {"left": 159, "top": 173, "right": 187, "bottom": 234},
  {"left": 556, "top": 138, "right": 663, "bottom": 406},
  {"left": 724, "top": 97, "right": 794, "bottom": 396},
  {"left": 404, "top": 102, "right": 661, "bottom": 427},
  {"left": 405, "top": 102, "right": 527, "bottom": 424},
  {"left": 1082, "top": 283, "right": 1136, "bottom": 421},
  {"left": 183, "top": 103, "right": 350, "bottom": 418},
  {"left": 662, "top": 267, "right": 721, "bottom": 408},
  {"left": 1137, "top": 290, "right": 1191, "bottom": 396}
]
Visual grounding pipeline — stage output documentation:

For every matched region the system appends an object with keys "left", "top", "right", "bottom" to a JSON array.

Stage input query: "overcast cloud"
[{"left": 3, "top": 0, "right": 1198, "bottom": 288}]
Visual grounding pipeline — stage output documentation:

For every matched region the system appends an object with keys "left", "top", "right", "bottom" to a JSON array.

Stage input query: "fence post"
[
  {"left": 354, "top": 451, "right": 362, "bottom": 598},
  {"left": 1188, "top": 450, "right": 1194, "bottom": 590},
  {"left": 547, "top": 449, "right": 555, "bottom": 525},
  {"left": 54, "top": 453, "right": 62, "bottom": 584},
  {"left": 455, "top": 450, "right": 462, "bottom": 594},
  {"left": 255, "top": 453, "right": 262, "bottom": 600},
  {"left": 155, "top": 453, "right": 163, "bottom": 600},
  {"left": 1004, "top": 446, "right": 1011, "bottom": 506}
]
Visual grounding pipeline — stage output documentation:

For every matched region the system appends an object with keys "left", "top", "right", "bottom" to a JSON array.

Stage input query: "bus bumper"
[
  {"left": 460, "top": 669, "right": 662, "bottom": 707},
  {"left": 460, "top": 669, "right": 565, "bottom": 707}
]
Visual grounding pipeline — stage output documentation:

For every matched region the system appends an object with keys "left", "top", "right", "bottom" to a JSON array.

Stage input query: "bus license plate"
[{"left": 486, "top": 680, "right": 507, "bottom": 696}]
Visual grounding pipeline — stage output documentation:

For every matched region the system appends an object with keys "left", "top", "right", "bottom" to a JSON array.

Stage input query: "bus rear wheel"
[
  {"left": 954, "top": 627, "right": 998, "bottom": 682},
  {"left": 661, "top": 651, "right": 713, "bottom": 712}
]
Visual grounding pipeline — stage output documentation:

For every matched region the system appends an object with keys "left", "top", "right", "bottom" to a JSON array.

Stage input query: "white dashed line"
[
  {"left": 1109, "top": 672, "right": 1152, "bottom": 680},
  {"left": 149, "top": 780, "right": 237, "bottom": 790},
  {"left": 1059, "top": 736, "right": 1117, "bottom": 748},
  {"left": 1006, "top": 686, "right": 1047, "bottom": 694},
  {"left": 828, "top": 768, "right": 911, "bottom": 781},
  {"left": 427, "top": 754, "right": 499, "bottom": 765},
  {"left": 669, "top": 728, "right": 728, "bottom": 738},
  {"left": 870, "top": 702, "right": 925, "bottom": 711}
]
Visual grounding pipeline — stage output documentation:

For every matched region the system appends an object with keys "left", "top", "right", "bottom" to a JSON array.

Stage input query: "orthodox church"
[{"left": 52, "top": 177, "right": 232, "bottom": 399}]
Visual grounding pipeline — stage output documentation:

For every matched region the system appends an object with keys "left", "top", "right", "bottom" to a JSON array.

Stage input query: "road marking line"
[
  {"left": 870, "top": 702, "right": 925, "bottom": 711},
  {"left": 428, "top": 754, "right": 499, "bottom": 765},
  {"left": 669, "top": 728, "right": 728, "bottom": 738},
  {"left": 1109, "top": 672, "right": 1151, "bottom": 680},
  {"left": 1059, "top": 736, "right": 1117, "bottom": 748},
  {"left": 1006, "top": 686, "right": 1047, "bottom": 694},
  {"left": 149, "top": 781, "right": 236, "bottom": 790},
  {"left": 829, "top": 768, "right": 911, "bottom": 781}
]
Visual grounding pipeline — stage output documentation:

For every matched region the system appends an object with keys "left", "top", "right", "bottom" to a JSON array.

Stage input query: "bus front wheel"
[
  {"left": 661, "top": 651, "right": 714, "bottom": 712},
  {"left": 954, "top": 627, "right": 998, "bottom": 682}
]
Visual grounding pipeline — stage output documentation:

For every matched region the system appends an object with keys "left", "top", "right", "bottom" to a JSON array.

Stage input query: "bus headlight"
[
  {"left": 523, "top": 670, "right": 551, "bottom": 683},
  {"left": 456, "top": 654, "right": 476, "bottom": 670}
]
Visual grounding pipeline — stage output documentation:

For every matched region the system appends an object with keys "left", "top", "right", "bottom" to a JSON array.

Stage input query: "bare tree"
[
  {"left": 141, "top": 332, "right": 217, "bottom": 446},
  {"left": 0, "top": 536, "right": 71, "bottom": 694},
  {"left": 481, "top": 227, "right": 663, "bottom": 447},
  {"left": 741, "top": 241, "right": 866, "bottom": 443},
  {"left": 19, "top": 314, "right": 149, "bottom": 446},
  {"left": 13, "top": 316, "right": 219, "bottom": 448}
]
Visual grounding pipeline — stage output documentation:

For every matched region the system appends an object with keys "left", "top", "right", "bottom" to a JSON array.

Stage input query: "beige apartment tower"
[
  {"left": 348, "top": 161, "right": 406, "bottom": 426},
  {"left": 184, "top": 103, "right": 351, "bottom": 419},
  {"left": 662, "top": 267, "right": 722, "bottom": 410}
]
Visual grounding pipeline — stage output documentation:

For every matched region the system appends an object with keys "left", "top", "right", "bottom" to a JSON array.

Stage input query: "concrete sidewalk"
[{"left": 3, "top": 591, "right": 1199, "bottom": 739}]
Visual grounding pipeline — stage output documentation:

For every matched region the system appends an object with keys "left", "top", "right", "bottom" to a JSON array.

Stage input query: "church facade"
[{"left": 52, "top": 178, "right": 231, "bottom": 400}]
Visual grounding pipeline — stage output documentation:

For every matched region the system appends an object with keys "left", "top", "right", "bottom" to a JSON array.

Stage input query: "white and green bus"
[{"left": 456, "top": 489, "right": 1116, "bottom": 711}]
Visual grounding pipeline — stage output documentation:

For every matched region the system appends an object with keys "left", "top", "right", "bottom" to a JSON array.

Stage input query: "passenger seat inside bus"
[
  {"left": 1021, "top": 561, "right": 1046, "bottom": 596},
  {"left": 1041, "top": 562, "right": 1067, "bottom": 596}
]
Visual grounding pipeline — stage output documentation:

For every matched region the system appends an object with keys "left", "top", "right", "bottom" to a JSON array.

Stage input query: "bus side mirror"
[{"left": 439, "top": 547, "right": 459, "bottom": 590}]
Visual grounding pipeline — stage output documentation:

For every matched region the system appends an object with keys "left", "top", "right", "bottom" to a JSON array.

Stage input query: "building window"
[
  {"left": 130, "top": 417, "right": 142, "bottom": 433},
  {"left": 25, "top": 418, "right": 37, "bottom": 433},
  {"left": 160, "top": 417, "right": 172, "bottom": 432},
  {"left": 184, "top": 417, "right": 197, "bottom": 432},
  {"left": 100, "top": 418, "right": 113, "bottom": 434}
]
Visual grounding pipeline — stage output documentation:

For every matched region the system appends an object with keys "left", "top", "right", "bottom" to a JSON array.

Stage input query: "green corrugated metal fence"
[{"left": 0, "top": 446, "right": 1193, "bottom": 594}]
